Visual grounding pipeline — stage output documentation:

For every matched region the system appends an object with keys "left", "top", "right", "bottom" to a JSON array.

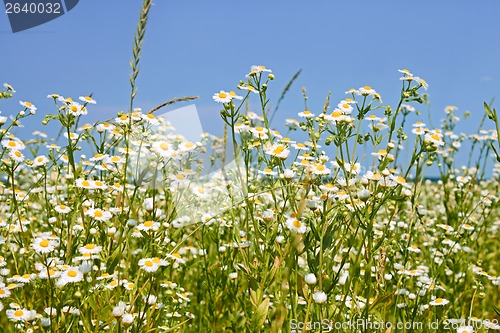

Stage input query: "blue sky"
[{"left": 1, "top": 0, "right": 500, "bottom": 173}]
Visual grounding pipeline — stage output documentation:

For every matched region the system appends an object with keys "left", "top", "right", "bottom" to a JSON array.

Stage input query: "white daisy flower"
[
  {"left": 2, "top": 139, "right": 25, "bottom": 150},
  {"left": 75, "top": 178, "right": 94, "bottom": 189},
  {"left": 429, "top": 297, "right": 449, "bottom": 306},
  {"left": 57, "top": 267, "right": 84, "bottom": 286},
  {"left": 96, "top": 123, "right": 115, "bottom": 132},
  {"left": 286, "top": 218, "right": 307, "bottom": 234},
  {"left": 78, "top": 244, "right": 102, "bottom": 255},
  {"left": 138, "top": 257, "right": 166, "bottom": 273},
  {"left": 32, "top": 155, "right": 49, "bottom": 167},
  {"left": 6, "top": 308, "right": 37, "bottom": 322},
  {"left": 20, "top": 101, "right": 37, "bottom": 111},
  {"left": 136, "top": 220, "right": 161, "bottom": 232},
  {"left": 32, "top": 237, "right": 58, "bottom": 254},
  {"left": 9, "top": 150, "right": 24, "bottom": 162},
  {"left": 152, "top": 141, "right": 174, "bottom": 158},
  {"left": 84, "top": 208, "right": 113, "bottom": 221},
  {"left": 79, "top": 96, "right": 96, "bottom": 104},
  {"left": 213, "top": 91, "right": 232, "bottom": 103},
  {"left": 54, "top": 204, "right": 71, "bottom": 214},
  {"left": 298, "top": 110, "right": 315, "bottom": 118},
  {"left": 265, "top": 144, "right": 290, "bottom": 159}
]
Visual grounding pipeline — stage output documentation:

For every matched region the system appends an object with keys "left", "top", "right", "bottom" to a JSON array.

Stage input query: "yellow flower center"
[
  {"left": 40, "top": 239, "right": 50, "bottom": 247},
  {"left": 25, "top": 102, "right": 33, "bottom": 107},
  {"left": 7, "top": 141, "right": 16, "bottom": 147},
  {"left": 160, "top": 143, "right": 169, "bottom": 151},
  {"left": 292, "top": 220, "right": 302, "bottom": 228},
  {"left": 85, "top": 244, "right": 95, "bottom": 250},
  {"left": 94, "top": 210, "right": 103, "bottom": 218},
  {"left": 363, "top": 86, "right": 372, "bottom": 90},
  {"left": 145, "top": 260, "right": 153, "bottom": 267},
  {"left": 331, "top": 111, "right": 342, "bottom": 117},
  {"left": 82, "top": 180, "right": 90, "bottom": 187},
  {"left": 144, "top": 221, "right": 153, "bottom": 227},
  {"left": 218, "top": 92, "right": 227, "bottom": 99},
  {"left": 67, "top": 270, "right": 77, "bottom": 278},
  {"left": 14, "top": 310, "right": 24, "bottom": 317},
  {"left": 435, "top": 298, "right": 443, "bottom": 303}
]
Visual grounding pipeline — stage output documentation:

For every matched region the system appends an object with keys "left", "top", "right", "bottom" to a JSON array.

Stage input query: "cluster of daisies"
[{"left": 0, "top": 65, "right": 497, "bottom": 332}]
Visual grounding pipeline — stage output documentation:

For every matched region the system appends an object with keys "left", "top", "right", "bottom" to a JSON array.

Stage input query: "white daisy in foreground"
[
  {"left": 247, "top": 65, "right": 272, "bottom": 77},
  {"left": 425, "top": 132, "right": 444, "bottom": 146},
  {"left": 0, "top": 285, "right": 12, "bottom": 298},
  {"left": 9, "top": 150, "right": 24, "bottom": 163},
  {"left": 298, "top": 110, "right": 315, "bottom": 118},
  {"left": 265, "top": 144, "right": 290, "bottom": 159},
  {"left": 2, "top": 139, "right": 25, "bottom": 150},
  {"left": 32, "top": 237, "right": 58, "bottom": 254},
  {"left": 32, "top": 155, "right": 49, "bottom": 167},
  {"left": 84, "top": 208, "right": 113, "bottom": 221},
  {"left": 75, "top": 178, "right": 94, "bottom": 189},
  {"left": 20, "top": 101, "right": 37, "bottom": 111},
  {"left": 429, "top": 297, "right": 449, "bottom": 306},
  {"left": 6, "top": 308, "right": 37, "bottom": 322},
  {"left": 213, "top": 91, "right": 232, "bottom": 103},
  {"left": 138, "top": 257, "right": 167, "bottom": 273},
  {"left": 78, "top": 244, "right": 102, "bottom": 255},
  {"left": 79, "top": 96, "right": 96, "bottom": 104},
  {"left": 313, "top": 291, "right": 327, "bottom": 304},
  {"left": 57, "top": 267, "right": 84, "bottom": 287},
  {"left": 136, "top": 220, "right": 161, "bottom": 231},
  {"left": 152, "top": 141, "right": 174, "bottom": 158},
  {"left": 54, "top": 204, "right": 71, "bottom": 214},
  {"left": 286, "top": 217, "right": 307, "bottom": 234}
]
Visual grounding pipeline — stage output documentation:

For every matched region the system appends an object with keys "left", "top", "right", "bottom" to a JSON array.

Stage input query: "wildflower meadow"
[{"left": 0, "top": 1, "right": 499, "bottom": 332}]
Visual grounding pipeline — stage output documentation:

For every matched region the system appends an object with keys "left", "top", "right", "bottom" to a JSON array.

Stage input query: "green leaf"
[
  {"left": 106, "top": 246, "right": 123, "bottom": 274},
  {"left": 493, "top": 305, "right": 500, "bottom": 317},
  {"left": 255, "top": 297, "right": 270, "bottom": 327},
  {"left": 484, "top": 102, "right": 496, "bottom": 121}
]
